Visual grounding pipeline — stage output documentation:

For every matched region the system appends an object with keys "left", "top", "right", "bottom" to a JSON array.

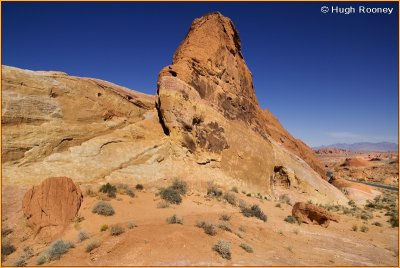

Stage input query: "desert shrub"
[
  {"left": 213, "top": 240, "right": 231, "bottom": 260},
  {"left": 159, "top": 187, "right": 182, "bottom": 204},
  {"left": 37, "top": 240, "right": 74, "bottom": 264},
  {"left": 196, "top": 221, "right": 217, "bottom": 236},
  {"left": 241, "top": 204, "right": 267, "bottom": 222},
  {"left": 360, "top": 225, "right": 369, "bottom": 232},
  {"left": 231, "top": 186, "right": 239, "bottom": 193},
  {"left": 47, "top": 240, "right": 74, "bottom": 260},
  {"left": 386, "top": 209, "right": 399, "bottom": 228},
  {"left": 352, "top": 225, "right": 358, "bottom": 231},
  {"left": 100, "top": 224, "right": 108, "bottom": 232},
  {"left": 135, "top": 184, "right": 144, "bottom": 190},
  {"left": 275, "top": 203, "right": 281, "bottom": 208},
  {"left": 389, "top": 213, "right": 398, "bottom": 228},
  {"left": 99, "top": 183, "right": 117, "bottom": 198},
  {"left": 92, "top": 201, "right": 115, "bottom": 216},
  {"left": 219, "top": 214, "right": 231, "bottom": 221},
  {"left": 234, "top": 231, "right": 243, "bottom": 238},
  {"left": 22, "top": 246, "right": 34, "bottom": 260},
  {"left": 171, "top": 179, "right": 188, "bottom": 195},
  {"left": 284, "top": 215, "right": 298, "bottom": 224},
  {"left": 126, "top": 188, "right": 135, "bottom": 198},
  {"left": 240, "top": 243, "right": 253, "bottom": 253},
  {"left": 77, "top": 230, "right": 89, "bottom": 242},
  {"left": 36, "top": 255, "right": 47, "bottom": 265},
  {"left": 85, "top": 187, "right": 97, "bottom": 197},
  {"left": 223, "top": 192, "right": 237, "bottom": 206},
  {"left": 348, "top": 200, "right": 356, "bottom": 207},
  {"left": 157, "top": 200, "right": 170, "bottom": 208},
  {"left": 2, "top": 240, "right": 16, "bottom": 257},
  {"left": 207, "top": 182, "right": 223, "bottom": 197},
  {"left": 85, "top": 240, "right": 101, "bottom": 253},
  {"left": 279, "top": 194, "right": 291, "bottom": 205},
  {"left": 110, "top": 225, "right": 125, "bottom": 236},
  {"left": 127, "top": 222, "right": 137, "bottom": 229},
  {"left": 372, "top": 221, "right": 382, "bottom": 227},
  {"left": 13, "top": 247, "right": 33, "bottom": 265},
  {"left": 196, "top": 220, "right": 206, "bottom": 228},
  {"left": 239, "top": 225, "right": 246, "bottom": 232},
  {"left": 218, "top": 222, "right": 232, "bottom": 232},
  {"left": 14, "top": 257, "right": 27, "bottom": 267},
  {"left": 238, "top": 199, "right": 248, "bottom": 209},
  {"left": 365, "top": 192, "right": 398, "bottom": 217},
  {"left": 167, "top": 214, "right": 183, "bottom": 225},
  {"left": 1, "top": 226, "right": 13, "bottom": 237},
  {"left": 116, "top": 183, "right": 135, "bottom": 197},
  {"left": 360, "top": 212, "right": 372, "bottom": 221}
]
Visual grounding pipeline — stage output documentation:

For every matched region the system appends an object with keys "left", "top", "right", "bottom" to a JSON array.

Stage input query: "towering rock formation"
[
  {"left": 2, "top": 12, "right": 346, "bottom": 204},
  {"left": 157, "top": 12, "right": 325, "bottom": 178}
]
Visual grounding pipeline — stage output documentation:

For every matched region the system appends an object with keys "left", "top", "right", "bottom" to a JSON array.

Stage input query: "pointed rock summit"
[
  {"left": 159, "top": 12, "right": 260, "bottom": 126},
  {"left": 157, "top": 12, "right": 324, "bottom": 177}
]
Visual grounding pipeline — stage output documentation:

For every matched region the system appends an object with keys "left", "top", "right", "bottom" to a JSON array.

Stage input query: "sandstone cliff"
[{"left": 1, "top": 12, "right": 346, "bottom": 205}]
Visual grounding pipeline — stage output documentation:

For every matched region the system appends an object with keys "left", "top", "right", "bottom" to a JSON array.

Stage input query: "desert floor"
[{"left": 2, "top": 181, "right": 398, "bottom": 266}]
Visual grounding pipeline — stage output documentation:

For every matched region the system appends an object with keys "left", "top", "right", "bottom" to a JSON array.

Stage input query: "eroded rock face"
[
  {"left": 273, "top": 166, "right": 297, "bottom": 189},
  {"left": 22, "top": 177, "right": 83, "bottom": 239},
  {"left": 2, "top": 66, "right": 155, "bottom": 165},
  {"left": 156, "top": 12, "right": 325, "bottom": 178},
  {"left": 292, "top": 202, "right": 339, "bottom": 228}
]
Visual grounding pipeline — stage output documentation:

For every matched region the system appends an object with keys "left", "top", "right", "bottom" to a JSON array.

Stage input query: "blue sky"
[{"left": 2, "top": 2, "right": 398, "bottom": 147}]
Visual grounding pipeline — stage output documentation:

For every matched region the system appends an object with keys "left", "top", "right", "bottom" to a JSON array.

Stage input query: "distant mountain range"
[{"left": 313, "top": 142, "right": 398, "bottom": 152}]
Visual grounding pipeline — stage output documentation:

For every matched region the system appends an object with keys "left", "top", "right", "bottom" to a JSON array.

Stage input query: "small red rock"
[
  {"left": 292, "top": 202, "right": 339, "bottom": 228},
  {"left": 22, "top": 176, "right": 83, "bottom": 239}
]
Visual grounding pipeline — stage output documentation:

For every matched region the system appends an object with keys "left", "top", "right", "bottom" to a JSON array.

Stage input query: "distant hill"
[{"left": 313, "top": 142, "right": 398, "bottom": 152}]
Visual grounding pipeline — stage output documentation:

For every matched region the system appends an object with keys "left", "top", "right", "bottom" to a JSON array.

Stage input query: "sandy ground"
[{"left": 1, "top": 183, "right": 398, "bottom": 266}]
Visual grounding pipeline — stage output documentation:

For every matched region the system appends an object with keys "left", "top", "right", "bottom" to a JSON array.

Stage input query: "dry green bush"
[
  {"left": 110, "top": 225, "right": 124, "bottom": 236},
  {"left": 77, "top": 230, "right": 89, "bottom": 242},
  {"left": 213, "top": 240, "right": 231, "bottom": 260},
  {"left": 196, "top": 221, "right": 217, "bottom": 236},
  {"left": 240, "top": 204, "right": 267, "bottom": 222},
  {"left": 36, "top": 240, "right": 74, "bottom": 265},
  {"left": 99, "top": 183, "right": 117, "bottom": 198},
  {"left": 207, "top": 182, "right": 223, "bottom": 198},
  {"left": 92, "top": 201, "right": 115, "bottom": 216},
  {"left": 240, "top": 243, "right": 253, "bottom": 253},
  {"left": 223, "top": 192, "right": 237, "bottom": 206},
  {"left": 219, "top": 214, "right": 231, "bottom": 221},
  {"left": 218, "top": 221, "right": 232, "bottom": 232},
  {"left": 85, "top": 240, "right": 101, "bottom": 253},
  {"left": 167, "top": 214, "right": 183, "bottom": 224}
]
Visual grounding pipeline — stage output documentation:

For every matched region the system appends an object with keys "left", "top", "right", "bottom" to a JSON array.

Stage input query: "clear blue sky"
[{"left": 3, "top": 2, "right": 398, "bottom": 147}]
